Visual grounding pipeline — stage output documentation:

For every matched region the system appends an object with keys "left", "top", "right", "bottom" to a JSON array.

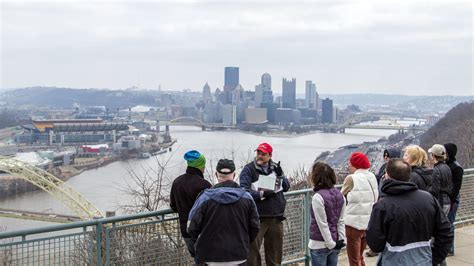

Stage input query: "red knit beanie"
[{"left": 350, "top": 152, "right": 371, "bottom": 169}]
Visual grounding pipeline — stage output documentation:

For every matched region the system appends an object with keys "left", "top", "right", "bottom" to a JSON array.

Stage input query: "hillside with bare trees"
[{"left": 420, "top": 102, "right": 474, "bottom": 168}]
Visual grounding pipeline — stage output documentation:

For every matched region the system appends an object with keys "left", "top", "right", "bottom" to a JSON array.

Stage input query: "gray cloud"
[{"left": 1, "top": 0, "right": 472, "bottom": 95}]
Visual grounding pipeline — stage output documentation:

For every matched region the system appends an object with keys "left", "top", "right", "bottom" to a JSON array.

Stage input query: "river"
[{"left": 0, "top": 122, "right": 412, "bottom": 231}]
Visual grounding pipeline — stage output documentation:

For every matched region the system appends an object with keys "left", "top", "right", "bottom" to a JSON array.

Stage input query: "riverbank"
[
  {"left": 0, "top": 140, "right": 177, "bottom": 199},
  {"left": 318, "top": 131, "right": 415, "bottom": 183}
]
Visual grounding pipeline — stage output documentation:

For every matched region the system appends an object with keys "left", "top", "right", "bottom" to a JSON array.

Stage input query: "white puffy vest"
[{"left": 345, "top": 169, "right": 379, "bottom": 230}]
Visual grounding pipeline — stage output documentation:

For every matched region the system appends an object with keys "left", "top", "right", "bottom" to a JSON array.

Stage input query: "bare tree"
[{"left": 119, "top": 151, "right": 177, "bottom": 213}]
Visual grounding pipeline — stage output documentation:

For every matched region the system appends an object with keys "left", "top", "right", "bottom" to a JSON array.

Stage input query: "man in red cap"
[
  {"left": 341, "top": 152, "right": 378, "bottom": 266},
  {"left": 239, "top": 142, "right": 290, "bottom": 266}
]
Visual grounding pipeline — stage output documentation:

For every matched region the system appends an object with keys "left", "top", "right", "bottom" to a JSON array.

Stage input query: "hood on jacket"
[
  {"left": 412, "top": 165, "right": 433, "bottom": 177},
  {"left": 384, "top": 148, "right": 401, "bottom": 159},
  {"left": 203, "top": 186, "right": 246, "bottom": 205},
  {"left": 444, "top": 143, "right": 457, "bottom": 163},
  {"left": 381, "top": 178, "right": 418, "bottom": 195}
]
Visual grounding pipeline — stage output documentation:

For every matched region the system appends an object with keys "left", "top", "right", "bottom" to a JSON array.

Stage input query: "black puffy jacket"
[
  {"left": 430, "top": 161, "right": 453, "bottom": 207},
  {"left": 170, "top": 167, "right": 212, "bottom": 237},
  {"left": 409, "top": 165, "right": 433, "bottom": 192}
]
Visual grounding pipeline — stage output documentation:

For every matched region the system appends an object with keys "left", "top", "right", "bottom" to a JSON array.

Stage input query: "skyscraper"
[
  {"left": 223, "top": 67, "right": 239, "bottom": 104},
  {"left": 305, "top": 80, "right": 317, "bottom": 108},
  {"left": 261, "top": 73, "right": 271, "bottom": 89},
  {"left": 202, "top": 82, "right": 211, "bottom": 102},
  {"left": 255, "top": 73, "right": 273, "bottom": 107},
  {"left": 322, "top": 98, "right": 334, "bottom": 123},
  {"left": 282, "top": 78, "right": 296, "bottom": 109}
]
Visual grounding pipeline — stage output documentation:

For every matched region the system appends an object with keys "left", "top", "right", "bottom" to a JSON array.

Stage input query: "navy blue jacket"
[
  {"left": 187, "top": 181, "right": 260, "bottom": 263},
  {"left": 239, "top": 160, "right": 290, "bottom": 218}
]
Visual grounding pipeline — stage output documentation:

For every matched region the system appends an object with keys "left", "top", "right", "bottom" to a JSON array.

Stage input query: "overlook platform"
[
  {"left": 0, "top": 168, "right": 472, "bottom": 265},
  {"left": 338, "top": 224, "right": 474, "bottom": 266}
]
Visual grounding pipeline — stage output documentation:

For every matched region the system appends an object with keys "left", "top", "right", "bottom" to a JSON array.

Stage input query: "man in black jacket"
[
  {"left": 239, "top": 143, "right": 290, "bottom": 266},
  {"left": 375, "top": 148, "right": 401, "bottom": 184},
  {"left": 170, "top": 150, "right": 212, "bottom": 258},
  {"left": 444, "top": 143, "right": 464, "bottom": 256},
  {"left": 428, "top": 144, "right": 453, "bottom": 215},
  {"left": 367, "top": 159, "right": 453, "bottom": 265},
  {"left": 187, "top": 159, "right": 260, "bottom": 265}
]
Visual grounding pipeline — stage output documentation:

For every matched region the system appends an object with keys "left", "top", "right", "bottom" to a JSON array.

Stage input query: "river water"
[{"left": 1, "top": 122, "right": 412, "bottom": 231}]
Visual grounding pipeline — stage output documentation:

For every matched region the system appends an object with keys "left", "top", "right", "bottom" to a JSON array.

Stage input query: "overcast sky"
[{"left": 1, "top": 0, "right": 472, "bottom": 95}]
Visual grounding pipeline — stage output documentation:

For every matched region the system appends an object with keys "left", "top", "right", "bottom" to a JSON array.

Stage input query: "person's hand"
[
  {"left": 334, "top": 240, "right": 345, "bottom": 250},
  {"left": 274, "top": 161, "right": 283, "bottom": 177},
  {"left": 263, "top": 190, "right": 276, "bottom": 198}
]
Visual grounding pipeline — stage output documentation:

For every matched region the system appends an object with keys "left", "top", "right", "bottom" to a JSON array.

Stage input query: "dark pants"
[
  {"left": 345, "top": 226, "right": 366, "bottom": 266},
  {"left": 248, "top": 217, "right": 283, "bottom": 266},
  {"left": 448, "top": 198, "right": 459, "bottom": 253},
  {"left": 183, "top": 237, "right": 196, "bottom": 258}
]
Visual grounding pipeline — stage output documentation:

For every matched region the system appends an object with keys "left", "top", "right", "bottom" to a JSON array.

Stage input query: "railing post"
[
  {"left": 96, "top": 222, "right": 102, "bottom": 266},
  {"left": 105, "top": 228, "right": 110, "bottom": 265},
  {"left": 304, "top": 190, "right": 311, "bottom": 266}
]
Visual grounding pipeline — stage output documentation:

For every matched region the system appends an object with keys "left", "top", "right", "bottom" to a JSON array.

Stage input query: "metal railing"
[{"left": 0, "top": 168, "right": 473, "bottom": 265}]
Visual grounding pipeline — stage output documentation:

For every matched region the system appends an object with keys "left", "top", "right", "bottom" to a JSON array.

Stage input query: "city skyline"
[{"left": 1, "top": 1, "right": 472, "bottom": 95}]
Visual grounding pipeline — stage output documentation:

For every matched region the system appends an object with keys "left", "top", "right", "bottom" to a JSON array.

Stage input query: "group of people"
[{"left": 169, "top": 142, "right": 464, "bottom": 266}]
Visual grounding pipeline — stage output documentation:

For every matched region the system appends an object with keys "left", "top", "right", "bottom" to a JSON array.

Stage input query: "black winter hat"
[{"left": 444, "top": 143, "right": 457, "bottom": 160}]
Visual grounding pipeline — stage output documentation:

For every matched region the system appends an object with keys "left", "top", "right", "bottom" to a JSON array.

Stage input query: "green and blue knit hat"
[{"left": 184, "top": 150, "right": 206, "bottom": 170}]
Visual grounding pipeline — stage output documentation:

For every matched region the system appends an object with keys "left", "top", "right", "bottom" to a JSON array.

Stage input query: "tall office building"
[
  {"left": 321, "top": 98, "right": 333, "bottom": 123},
  {"left": 305, "top": 80, "right": 317, "bottom": 108},
  {"left": 202, "top": 82, "right": 212, "bottom": 102},
  {"left": 282, "top": 78, "right": 296, "bottom": 109},
  {"left": 224, "top": 67, "right": 239, "bottom": 89},
  {"left": 255, "top": 73, "right": 274, "bottom": 107},
  {"left": 222, "top": 67, "right": 239, "bottom": 104},
  {"left": 261, "top": 73, "right": 271, "bottom": 89}
]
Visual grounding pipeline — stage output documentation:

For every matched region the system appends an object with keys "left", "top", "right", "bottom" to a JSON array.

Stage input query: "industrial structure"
[{"left": 15, "top": 119, "right": 129, "bottom": 145}]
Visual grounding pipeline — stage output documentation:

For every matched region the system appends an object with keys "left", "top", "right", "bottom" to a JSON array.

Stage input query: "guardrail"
[{"left": 0, "top": 168, "right": 473, "bottom": 265}]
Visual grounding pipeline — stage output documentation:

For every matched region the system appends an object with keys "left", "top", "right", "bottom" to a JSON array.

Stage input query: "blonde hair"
[{"left": 403, "top": 145, "right": 428, "bottom": 167}]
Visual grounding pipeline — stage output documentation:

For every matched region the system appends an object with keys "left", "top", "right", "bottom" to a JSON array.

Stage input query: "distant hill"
[
  {"left": 420, "top": 102, "right": 474, "bottom": 168},
  {"left": 320, "top": 94, "right": 473, "bottom": 108},
  {"left": 0, "top": 87, "right": 157, "bottom": 109}
]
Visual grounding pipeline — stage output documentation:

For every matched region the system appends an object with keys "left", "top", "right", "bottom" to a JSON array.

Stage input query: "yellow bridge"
[{"left": 0, "top": 156, "right": 104, "bottom": 220}]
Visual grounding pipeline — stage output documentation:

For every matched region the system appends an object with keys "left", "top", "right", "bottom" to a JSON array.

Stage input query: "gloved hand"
[
  {"left": 263, "top": 190, "right": 276, "bottom": 199},
  {"left": 274, "top": 161, "right": 283, "bottom": 177},
  {"left": 334, "top": 240, "right": 345, "bottom": 250}
]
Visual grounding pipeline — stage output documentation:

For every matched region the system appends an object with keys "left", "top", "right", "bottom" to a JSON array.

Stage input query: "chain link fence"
[{"left": 1, "top": 170, "right": 473, "bottom": 265}]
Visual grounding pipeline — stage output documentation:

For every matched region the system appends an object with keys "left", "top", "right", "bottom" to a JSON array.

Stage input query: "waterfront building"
[
  {"left": 223, "top": 104, "right": 237, "bottom": 125},
  {"left": 261, "top": 102, "right": 279, "bottom": 123},
  {"left": 15, "top": 119, "right": 129, "bottom": 145},
  {"left": 203, "top": 102, "right": 223, "bottom": 123},
  {"left": 275, "top": 108, "right": 301, "bottom": 124},
  {"left": 245, "top": 108, "right": 268, "bottom": 124}
]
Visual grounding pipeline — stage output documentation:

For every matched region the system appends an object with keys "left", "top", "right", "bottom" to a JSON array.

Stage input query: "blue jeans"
[
  {"left": 448, "top": 199, "right": 459, "bottom": 253},
  {"left": 310, "top": 248, "right": 340, "bottom": 266}
]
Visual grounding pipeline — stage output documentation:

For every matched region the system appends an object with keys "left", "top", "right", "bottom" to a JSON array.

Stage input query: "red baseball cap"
[{"left": 256, "top": 143, "right": 273, "bottom": 154}]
